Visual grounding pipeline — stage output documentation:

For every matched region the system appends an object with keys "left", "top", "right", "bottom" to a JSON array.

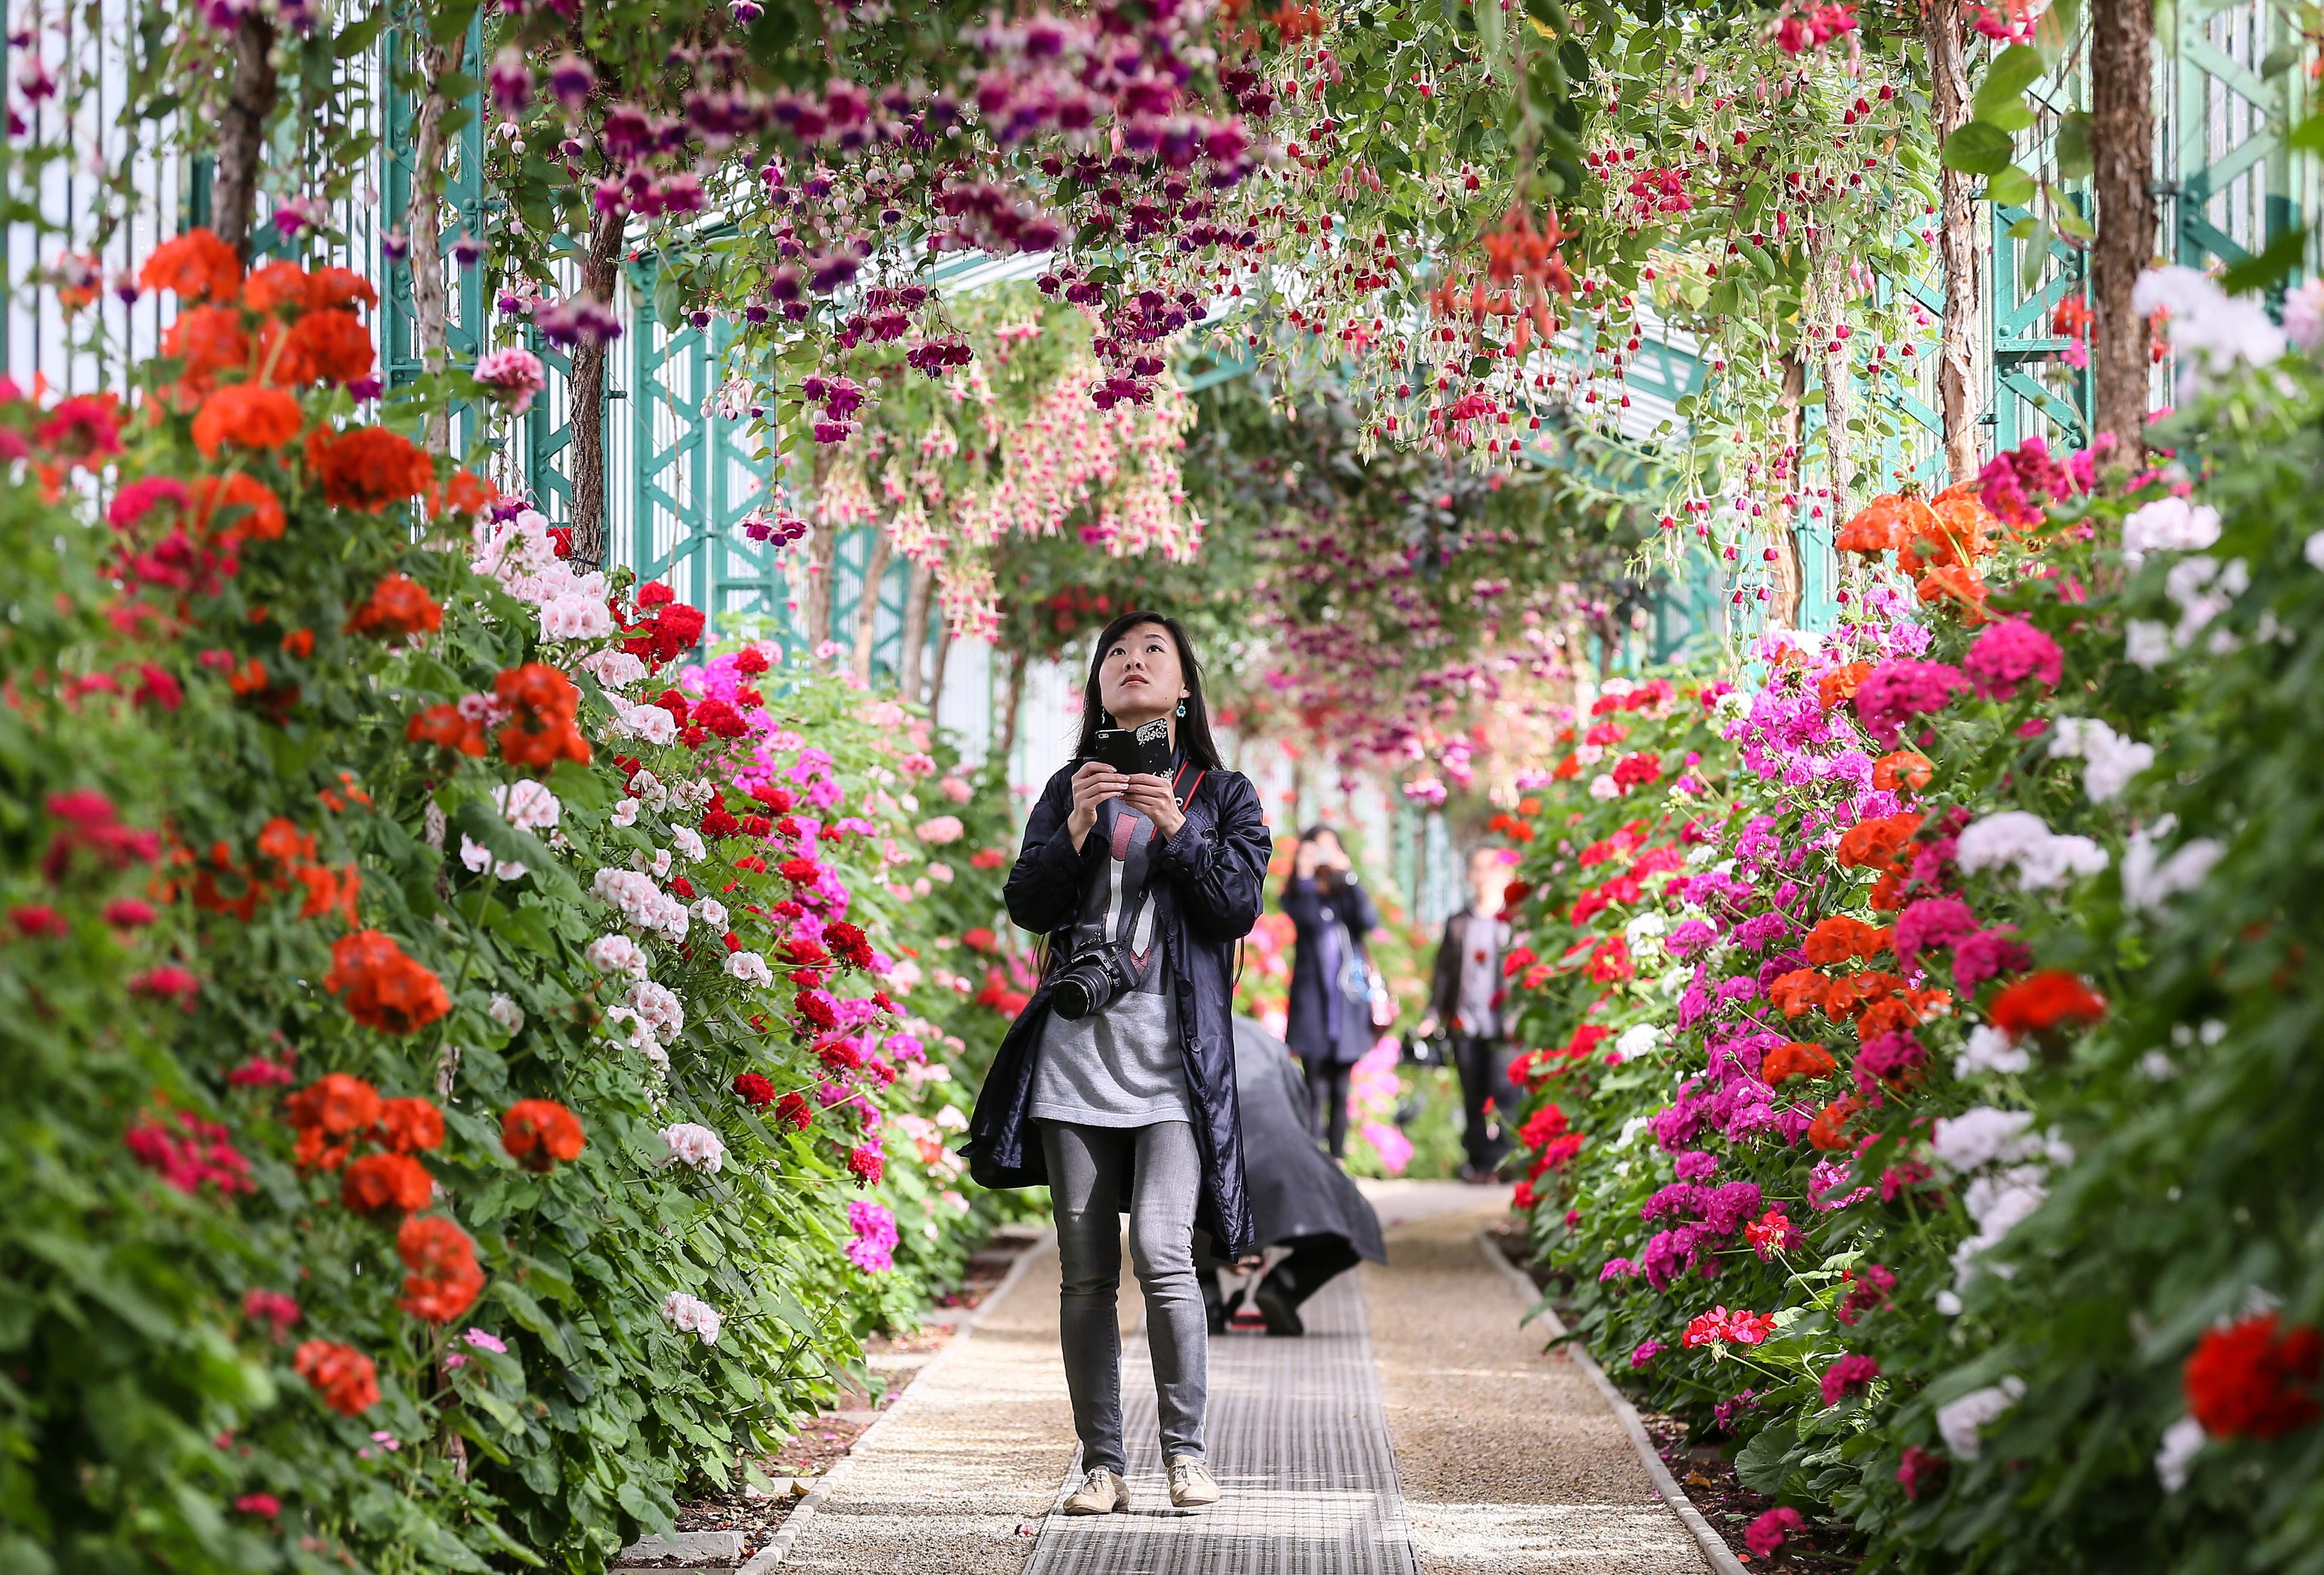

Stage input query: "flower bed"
[
  {"left": 0, "top": 235, "right": 1015, "bottom": 1569},
  {"left": 1497, "top": 297, "right": 2324, "bottom": 1570}
]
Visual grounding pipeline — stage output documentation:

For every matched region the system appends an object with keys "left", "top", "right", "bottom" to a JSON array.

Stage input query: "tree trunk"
[
  {"left": 2091, "top": 0, "right": 2158, "bottom": 469},
  {"left": 1923, "top": 0, "right": 1984, "bottom": 485},
  {"left": 1766, "top": 351, "right": 1808, "bottom": 629},
  {"left": 898, "top": 556, "right": 934, "bottom": 702},
  {"left": 212, "top": 15, "right": 278, "bottom": 257},
  {"left": 1808, "top": 228, "right": 1855, "bottom": 521},
  {"left": 565, "top": 207, "right": 625, "bottom": 567},
  {"left": 403, "top": 31, "right": 465, "bottom": 455},
  {"left": 849, "top": 528, "right": 892, "bottom": 684},
  {"left": 802, "top": 521, "right": 839, "bottom": 654},
  {"left": 996, "top": 645, "right": 1029, "bottom": 772},
  {"left": 926, "top": 616, "right": 953, "bottom": 720}
]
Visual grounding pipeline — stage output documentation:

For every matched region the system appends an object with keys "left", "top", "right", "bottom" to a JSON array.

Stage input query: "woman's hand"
[
  {"left": 1066, "top": 761, "right": 1129, "bottom": 852},
  {"left": 1119, "top": 774, "right": 1186, "bottom": 841},
  {"left": 1293, "top": 840, "right": 1321, "bottom": 879},
  {"left": 1235, "top": 1254, "right": 1265, "bottom": 1271}
]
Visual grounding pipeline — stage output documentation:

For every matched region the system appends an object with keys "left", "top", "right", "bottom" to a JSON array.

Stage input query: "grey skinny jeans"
[{"left": 1041, "top": 1119, "right": 1208, "bottom": 1476}]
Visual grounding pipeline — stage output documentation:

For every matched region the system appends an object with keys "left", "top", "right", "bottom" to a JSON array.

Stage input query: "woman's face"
[{"left": 1097, "top": 621, "right": 1189, "bottom": 726}]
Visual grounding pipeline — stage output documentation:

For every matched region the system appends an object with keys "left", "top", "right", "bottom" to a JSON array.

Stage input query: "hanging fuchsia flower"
[{"left": 1963, "top": 619, "right": 2063, "bottom": 701}]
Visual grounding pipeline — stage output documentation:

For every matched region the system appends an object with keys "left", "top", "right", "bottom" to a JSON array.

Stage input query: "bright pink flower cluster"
[{"left": 1963, "top": 618, "right": 2064, "bottom": 701}]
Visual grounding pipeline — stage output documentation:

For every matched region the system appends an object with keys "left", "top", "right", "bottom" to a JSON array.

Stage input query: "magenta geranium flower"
[{"left": 1963, "top": 618, "right": 2063, "bottom": 701}]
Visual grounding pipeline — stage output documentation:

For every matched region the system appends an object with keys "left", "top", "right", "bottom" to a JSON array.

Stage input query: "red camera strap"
[{"left": 1172, "top": 762, "right": 1206, "bottom": 810}]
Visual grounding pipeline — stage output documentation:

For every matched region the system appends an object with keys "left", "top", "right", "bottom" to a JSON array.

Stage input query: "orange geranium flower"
[
  {"left": 291, "top": 861, "right": 360, "bottom": 925},
  {"left": 494, "top": 662, "right": 590, "bottom": 768},
  {"left": 1835, "top": 490, "right": 1938, "bottom": 555},
  {"left": 293, "top": 1339, "right": 379, "bottom": 1416},
  {"left": 396, "top": 1215, "right": 485, "bottom": 1322},
  {"left": 284, "top": 1071, "right": 383, "bottom": 1136},
  {"left": 1807, "top": 1097, "right": 1863, "bottom": 1151},
  {"left": 426, "top": 466, "right": 499, "bottom": 520},
  {"left": 1822, "top": 971, "right": 1906, "bottom": 1022},
  {"left": 347, "top": 573, "right": 443, "bottom": 642},
  {"left": 376, "top": 1096, "right": 445, "bottom": 1155},
  {"left": 309, "top": 425, "right": 432, "bottom": 513},
  {"left": 1836, "top": 812, "right": 1924, "bottom": 873},
  {"left": 191, "top": 383, "right": 303, "bottom": 457},
  {"left": 242, "top": 262, "right": 314, "bottom": 317},
  {"left": 1872, "top": 751, "right": 1933, "bottom": 791},
  {"left": 1769, "top": 968, "right": 1833, "bottom": 1018},
  {"left": 1804, "top": 916, "right": 1893, "bottom": 966},
  {"left": 323, "top": 929, "right": 451, "bottom": 1035},
  {"left": 405, "top": 702, "right": 487, "bottom": 756},
  {"left": 306, "top": 266, "right": 378, "bottom": 311},
  {"left": 502, "top": 1098, "right": 586, "bottom": 1172},
  {"left": 1759, "top": 1041, "right": 1838, "bottom": 1085},
  {"left": 342, "top": 1151, "right": 434, "bottom": 1216},
  {"left": 162, "top": 304, "right": 251, "bottom": 385},
  {"left": 276, "top": 309, "right": 376, "bottom": 388},
  {"left": 1817, "top": 662, "right": 1872, "bottom": 713},
  {"left": 139, "top": 228, "right": 242, "bottom": 302},
  {"left": 192, "top": 473, "right": 287, "bottom": 546}
]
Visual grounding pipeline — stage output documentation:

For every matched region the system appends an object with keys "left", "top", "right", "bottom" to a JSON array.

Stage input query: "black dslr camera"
[{"left": 1048, "top": 946, "right": 1128, "bottom": 1020}]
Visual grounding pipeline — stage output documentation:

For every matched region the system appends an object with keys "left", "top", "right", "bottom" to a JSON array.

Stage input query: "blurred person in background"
[
  {"left": 1195, "top": 1017, "right": 1387, "bottom": 1337},
  {"left": 1279, "top": 825, "right": 1380, "bottom": 1160},
  {"left": 1418, "top": 846, "right": 1519, "bottom": 1183}
]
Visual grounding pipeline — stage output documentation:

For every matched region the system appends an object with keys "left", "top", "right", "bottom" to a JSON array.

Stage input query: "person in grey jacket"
[{"left": 1418, "top": 846, "right": 1520, "bottom": 1182}]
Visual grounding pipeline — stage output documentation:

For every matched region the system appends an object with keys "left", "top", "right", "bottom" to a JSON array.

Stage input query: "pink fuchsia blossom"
[
  {"left": 1853, "top": 660, "right": 1968, "bottom": 744},
  {"left": 1821, "top": 1353, "right": 1882, "bottom": 1406},
  {"left": 1745, "top": 1506, "right": 1805, "bottom": 1557},
  {"left": 474, "top": 347, "right": 548, "bottom": 415},
  {"left": 1963, "top": 619, "right": 2063, "bottom": 701}
]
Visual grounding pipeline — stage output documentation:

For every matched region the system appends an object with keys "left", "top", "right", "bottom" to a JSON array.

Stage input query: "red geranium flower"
[
  {"left": 376, "top": 1097, "right": 445, "bottom": 1154},
  {"left": 2186, "top": 1314, "right": 2324, "bottom": 1440},
  {"left": 734, "top": 1072, "right": 777, "bottom": 1108},
  {"left": 347, "top": 573, "right": 443, "bottom": 642},
  {"left": 396, "top": 1214, "right": 485, "bottom": 1323},
  {"left": 774, "top": 1092, "right": 812, "bottom": 1130},
  {"left": 1988, "top": 970, "right": 2106, "bottom": 1037},
  {"left": 341, "top": 1152, "right": 433, "bottom": 1216},
  {"left": 323, "top": 930, "right": 451, "bottom": 1035}
]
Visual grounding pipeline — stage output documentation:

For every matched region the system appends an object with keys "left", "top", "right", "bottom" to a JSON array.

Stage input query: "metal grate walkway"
[{"left": 1024, "top": 1273, "right": 1421, "bottom": 1575}]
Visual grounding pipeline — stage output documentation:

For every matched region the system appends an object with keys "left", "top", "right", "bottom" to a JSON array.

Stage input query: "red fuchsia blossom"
[
  {"left": 1821, "top": 1353, "right": 1881, "bottom": 1406},
  {"left": 397, "top": 1214, "right": 486, "bottom": 1323},
  {"left": 1852, "top": 660, "right": 1969, "bottom": 744},
  {"left": 342, "top": 1152, "right": 433, "bottom": 1217},
  {"left": 2185, "top": 1314, "right": 2323, "bottom": 1439},
  {"left": 1962, "top": 619, "right": 2063, "bottom": 702},
  {"left": 1745, "top": 1506, "right": 1805, "bottom": 1557},
  {"left": 1952, "top": 926, "right": 2034, "bottom": 990}
]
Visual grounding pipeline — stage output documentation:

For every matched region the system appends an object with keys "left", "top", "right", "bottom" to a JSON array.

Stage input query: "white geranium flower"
[
  {"left": 1935, "top": 1378, "right": 2026, "bottom": 1460},
  {"left": 691, "top": 897, "right": 729, "bottom": 930},
  {"left": 725, "top": 950, "right": 772, "bottom": 985},
  {"left": 670, "top": 826, "right": 706, "bottom": 861},
  {"left": 1955, "top": 1024, "right": 2030, "bottom": 1078},
  {"left": 658, "top": 1122, "right": 726, "bottom": 1173},
  {"left": 493, "top": 780, "right": 562, "bottom": 831},
  {"left": 611, "top": 797, "right": 641, "bottom": 828},
  {"left": 487, "top": 992, "right": 525, "bottom": 1034},
  {"left": 1614, "top": 1023, "right": 1662, "bottom": 1064},
  {"left": 584, "top": 934, "right": 650, "bottom": 978},
  {"left": 1931, "top": 1107, "right": 2036, "bottom": 1172},
  {"left": 2125, "top": 619, "right": 2174, "bottom": 669},
  {"left": 2122, "top": 829, "right": 2225, "bottom": 914},
  {"left": 2155, "top": 1415, "right": 2207, "bottom": 1492},
  {"left": 2119, "top": 495, "right": 2221, "bottom": 567},
  {"left": 460, "top": 835, "right": 527, "bottom": 881},
  {"left": 660, "top": 1290, "right": 722, "bottom": 1344}
]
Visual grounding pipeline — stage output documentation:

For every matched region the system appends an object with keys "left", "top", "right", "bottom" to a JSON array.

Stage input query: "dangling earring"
[{"left": 1176, "top": 701, "right": 1187, "bottom": 718}]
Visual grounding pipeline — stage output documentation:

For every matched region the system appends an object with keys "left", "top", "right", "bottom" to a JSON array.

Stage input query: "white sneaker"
[
  {"left": 1168, "top": 1455, "right": 1220, "bottom": 1508},
  {"left": 1060, "top": 1467, "right": 1129, "bottom": 1515}
]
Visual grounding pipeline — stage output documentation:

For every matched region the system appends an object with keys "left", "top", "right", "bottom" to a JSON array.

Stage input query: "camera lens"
[{"left": 1051, "top": 974, "right": 1094, "bottom": 1020}]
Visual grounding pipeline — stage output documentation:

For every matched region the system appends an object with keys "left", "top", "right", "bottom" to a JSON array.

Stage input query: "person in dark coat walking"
[
  {"left": 1197, "top": 1017, "right": 1387, "bottom": 1337},
  {"left": 1419, "top": 845, "right": 1521, "bottom": 1182},
  {"left": 1279, "top": 826, "right": 1380, "bottom": 1159},
  {"left": 963, "top": 611, "right": 1272, "bottom": 1518}
]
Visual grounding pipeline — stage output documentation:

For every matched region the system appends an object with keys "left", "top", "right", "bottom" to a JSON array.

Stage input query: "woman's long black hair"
[{"left": 1074, "top": 610, "right": 1224, "bottom": 770}]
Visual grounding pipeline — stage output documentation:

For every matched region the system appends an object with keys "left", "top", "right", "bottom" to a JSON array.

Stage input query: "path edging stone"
[
  {"left": 1474, "top": 1232, "right": 1748, "bottom": 1575},
  {"left": 744, "top": 1226, "right": 1058, "bottom": 1573}
]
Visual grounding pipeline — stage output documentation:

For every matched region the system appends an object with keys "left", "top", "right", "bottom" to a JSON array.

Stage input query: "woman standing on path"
[
  {"left": 1279, "top": 826, "right": 1381, "bottom": 1160},
  {"left": 964, "top": 612, "right": 1272, "bottom": 1518}
]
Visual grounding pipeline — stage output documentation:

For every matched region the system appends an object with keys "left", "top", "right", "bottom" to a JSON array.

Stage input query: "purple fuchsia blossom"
[
  {"left": 1639, "top": 1226, "right": 1712, "bottom": 1289},
  {"left": 1894, "top": 896, "right": 1979, "bottom": 974},
  {"left": 1853, "top": 660, "right": 1969, "bottom": 744},
  {"left": 1963, "top": 618, "right": 2064, "bottom": 701},
  {"left": 1821, "top": 1353, "right": 1883, "bottom": 1406},
  {"left": 1809, "top": 1156, "right": 1875, "bottom": 1211}
]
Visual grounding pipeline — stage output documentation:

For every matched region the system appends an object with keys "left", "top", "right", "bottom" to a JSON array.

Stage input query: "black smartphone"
[{"left": 1089, "top": 719, "right": 1172, "bottom": 777}]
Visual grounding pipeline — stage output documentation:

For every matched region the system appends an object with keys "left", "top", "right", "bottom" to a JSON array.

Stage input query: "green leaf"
[
  {"left": 654, "top": 271, "right": 689, "bottom": 331},
  {"left": 332, "top": 7, "right": 384, "bottom": 59},
  {"left": 424, "top": 0, "right": 478, "bottom": 45},
  {"left": 2020, "top": 218, "right": 2052, "bottom": 292},
  {"left": 546, "top": 758, "right": 611, "bottom": 813},
  {"left": 1734, "top": 1421, "right": 1800, "bottom": 1495},
  {"left": 492, "top": 1281, "right": 574, "bottom": 1361},
  {"left": 2220, "top": 226, "right": 2310, "bottom": 295},
  {"left": 1973, "top": 44, "right": 2048, "bottom": 120},
  {"left": 2288, "top": 111, "right": 2324, "bottom": 157},
  {"left": 2054, "top": 111, "right": 2093, "bottom": 180},
  {"left": 1982, "top": 165, "right": 2037, "bottom": 208},
  {"left": 2262, "top": 43, "right": 2303, "bottom": 79},
  {"left": 1943, "top": 121, "right": 2016, "bottom": 178}
]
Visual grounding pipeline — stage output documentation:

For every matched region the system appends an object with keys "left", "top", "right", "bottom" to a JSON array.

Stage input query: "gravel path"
[
  {"left": 777, "top": 1244, "right": 1078, "bottom": 1574},
  {"left": 1362, "top": 1190, "right": 1711, "bottom": 1575}
]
